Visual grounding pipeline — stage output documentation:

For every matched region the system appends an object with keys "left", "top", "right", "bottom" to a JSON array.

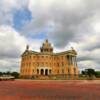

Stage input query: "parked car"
[{"left": 0, "top": 75, "right": 15, "bottom": 81}]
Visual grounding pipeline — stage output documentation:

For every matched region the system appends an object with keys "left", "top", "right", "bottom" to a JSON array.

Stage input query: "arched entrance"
[
  {"left": 37, "top": 67, "right": 51, "bottom": 76},
  {"left": 37, "top": 69, "right": 39, "bottom": 74},
  {"left": 45, "top": 69, "right": 48, "bottom": 75},
  {"left": 41, "top": 69, "right": 44, "bottom": 75},
  {"left": 49, "top": 69, "right": 51, "bottom": 74}
]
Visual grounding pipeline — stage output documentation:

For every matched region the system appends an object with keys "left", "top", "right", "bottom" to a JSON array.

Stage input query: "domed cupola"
[{"left": 40, "top": 39, "right": 53, "bottom": 53}]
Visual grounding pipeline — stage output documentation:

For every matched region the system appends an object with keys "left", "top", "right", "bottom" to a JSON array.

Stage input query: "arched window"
[
  {"left": 62, "top": 69, "right": 64, "bottom": 74},
  {"left": 45, "top": 69, "right": 48, "bottom": 75},
  {"left": 57, "top": 63, "right": 59, "bottom": 67},
  {"left": 41, "top": 69, "right": 44, "bottom": 75},
  {"left": 74, "top": 68, "right": 76, "bottom": 75},
  {"left": 49, "top": 70, "right": 51, "bottom": 74},
  {"left": 68, "top": 68, "right": 70, "bottom": 75},
  {"left": 62, "top": 62, "right": 64, "bottom": 66},
  {"left": 37, "top": 69, "right": 39, "bottom": 74},
  {"left": 57, "top": 70, "right": 59, "bottom": 74}
]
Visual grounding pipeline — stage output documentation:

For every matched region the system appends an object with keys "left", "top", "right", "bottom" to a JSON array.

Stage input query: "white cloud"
[
  {"left": 0, "top": 25, "right": 27, "bottom": 72},
  {"left": 0, "top": 0, "right": 100, "bottom": 71},
  {"left": 0, "top": 0, "right": 29, "bottom": 26},
  {"left": 78, "top": 60, "right": 100, "bottom": 71},
  {"left": 20, "top": 0, "right": 100, "bottom": 71},
  {"left": 0, "top": 0, "right": 28, "bottom": 11},
  {"left": 27, "top": 38, "right": 43, "bottom": 52},
  {"left": 0, "top": 25, "right": 27, "bottom": 57},
  {"left": 0, "top": 58, "right": 19, "bottom": 72}
]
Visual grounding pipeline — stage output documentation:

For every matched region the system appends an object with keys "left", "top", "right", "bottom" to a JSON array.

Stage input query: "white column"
[
  {"left": 48, "top": 69, "right": 49, "bottom": 75},
  {"left": 69, "top": 55, "right": 71, "bottom": 66},
  {"left": 39, "top": 69, "right": 40, "bottom": 75},
  {"left": 73, "top": 56, "right": 75, "bottom": 67},
  {"left": 72, "top": 56, "right": 74, "bottom": 65},
  {"left": 68, "top": 56, "right": 70, "bottom": 67},
  {"left": 43, "top": 69, "right": 45, "bottom": 75},
  {"left": 70, "top": 56, "right": 72, "bottom": 65},
  {"left": 75, "top": 57, "right": 77, "bottom": 67}
]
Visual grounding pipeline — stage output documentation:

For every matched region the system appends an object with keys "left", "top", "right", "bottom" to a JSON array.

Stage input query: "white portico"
[{"left": 37, "top": 67, "right": 52, "bottom": 75}]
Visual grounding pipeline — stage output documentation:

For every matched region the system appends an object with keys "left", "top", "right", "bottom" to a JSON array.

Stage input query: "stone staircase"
[{"left": 35, "top": 75, "right": 50, "bottom": 80}]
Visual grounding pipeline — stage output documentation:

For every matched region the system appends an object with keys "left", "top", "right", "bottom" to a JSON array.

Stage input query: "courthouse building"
[{"left": 20, "top": 39, "right": 78, "bottom": 79}]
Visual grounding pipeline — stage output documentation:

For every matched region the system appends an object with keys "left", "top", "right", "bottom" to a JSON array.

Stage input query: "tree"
[
  {"left": 6, "top": 71, "right": 11, "bottom": 75},
  {"left": 81, "top": 71, "right": 85, "bottom": 75},
  {"left": 85, "top": 69, "right": 95, "bottom": 77},
  {"left": 0, "top": 72, "right": 3, "bottom": 76},
  {"left": 81, "top": 68, "right": 96, "bottom": 80},
  {"left": 11, "top": 72, "right": 19, "bottom": 79},
  {"left": 95, "top": 71, "right": 100, "bottom": 78}
]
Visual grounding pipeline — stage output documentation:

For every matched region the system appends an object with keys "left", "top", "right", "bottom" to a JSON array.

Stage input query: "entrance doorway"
[
  {"left": 41, "top": 69, "right": 44, "bottom": 75},
  {"left": 45, "top": 69, "right": 48, "bottom": 75},
  {"left": 37, "top": 69, "right": 39, "bottom": 74}
]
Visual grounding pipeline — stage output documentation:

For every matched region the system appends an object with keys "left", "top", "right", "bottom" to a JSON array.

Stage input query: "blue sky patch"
[
  {"left": 13, "top": 8, "right": 32, "bottom": 31},
  {"left": 28, "top": 32, "right": 47, "bottom": 40}
]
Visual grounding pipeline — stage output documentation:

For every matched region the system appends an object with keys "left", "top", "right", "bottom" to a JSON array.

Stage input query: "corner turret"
[{"left": 26, "top": 45, "right": 29, "bottom": 51}]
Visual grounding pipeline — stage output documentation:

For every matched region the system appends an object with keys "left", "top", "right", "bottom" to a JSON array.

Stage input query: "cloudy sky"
[{"left": 0, "top": 0, "right": 100, "bottom": 72}]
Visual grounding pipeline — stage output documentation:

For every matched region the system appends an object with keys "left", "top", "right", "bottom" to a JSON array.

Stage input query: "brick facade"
[{"left": 20, "top": 39, "right": 78, "bottom": 79}]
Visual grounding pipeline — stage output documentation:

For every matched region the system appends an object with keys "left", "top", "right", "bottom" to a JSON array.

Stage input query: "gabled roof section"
[
  {"left": 22, "top": 49, "right": 77, "bottom": 57},
  {"left": 21, "top": 40, "right": 77, "bottom": 57}
]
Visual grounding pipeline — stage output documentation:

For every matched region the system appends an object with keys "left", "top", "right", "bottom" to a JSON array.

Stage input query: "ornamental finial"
[{"left": 26, "top": 45, "right": 29, "bottom": 51}]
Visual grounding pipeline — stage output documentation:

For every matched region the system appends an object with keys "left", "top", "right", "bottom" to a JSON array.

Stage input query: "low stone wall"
[{"left": 31, "top": 74, "right": 79, "bottom": 80}]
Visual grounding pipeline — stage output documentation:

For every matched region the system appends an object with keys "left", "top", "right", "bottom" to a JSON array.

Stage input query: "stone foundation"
[{"left": 20, "top": 74, "right": 79, "bottom": 80}]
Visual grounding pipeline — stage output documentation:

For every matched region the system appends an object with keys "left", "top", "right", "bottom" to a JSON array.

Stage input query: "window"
[
  {"left": 27, "top": 63, "right": 28, "bottom": 66},
  {"left": 62, "top": 69, "right": 64, "bottom": 74},
  {"left": 37, "top": 56, "right": 39, "bottom": 59},
  {"left": 57, "top": 70, "right": 59, "bottom": 74},
  {"left": 42, "top": 62, "right": 44, "bottom": 66},
  {"left": 74, "top": 68, "right": 76, "bottom": 75},
  {"left": 37, "top": 62, "right": 39, "bottom": 66},
  {"left": 49, "top": 70, "right": 51, "bottom": 74},
  {"left": 62, "top": 56, "right": 63, "bottom": 60},
  {"left": 29, "top": 63, "right": 31, "bottom": 67},
  {"left": 37, "top": 69, "right": 39, "bottom": 74},
  {"left": 62, "top": 62, "right": 64, "bottom": 66},
  {"left": 33, "top": 62, "right": 34, "bottom": 66},
  {"left": 50, "top": 63, "right": 51, "bottom": 66},
  {"left": 57, "top": 63, "right": 59, "bottom": 67},
  {"left": 68, "top": 68, "right": 70, "bottom": 75}
]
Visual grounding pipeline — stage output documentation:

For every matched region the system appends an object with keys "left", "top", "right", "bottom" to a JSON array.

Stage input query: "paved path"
[{"left": 0, "top": 80, "right": 100, "bottom": 100}]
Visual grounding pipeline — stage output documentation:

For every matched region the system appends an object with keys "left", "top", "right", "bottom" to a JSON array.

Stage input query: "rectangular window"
[
  {"left": 62, "top": 62, "right": 64, "bottom": 66},
  {"left": 57, "top": 63, "right": 59, "bottom": 67},
  {"left": 62, "top": 69, "right": 64, "bottom": 74}
]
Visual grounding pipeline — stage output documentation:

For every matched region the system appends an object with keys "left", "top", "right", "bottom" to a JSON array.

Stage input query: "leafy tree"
[
  {"left": 81, "top": 68, "right": 96, "bottom": 80},
  {"left": 0, "top": 72, "right": 3, "bottom": 76},
  {"left": 81, "top": 71, "right": 85, "bottom": 75},
  {"left": 85, "top": 69, "right": 95, "bottom": 77},
  {"left": 95, "top": 71, "right": 100, "bottom": 78},
  {"left": 85, "top": 68, "right": 96, "bottom": 80},
  {"left": 0, "top": 71, "right": 19, "bottom": 79},
  {"left": 11, "top": 72, "right": 19, "bottom": 78},
  {"left": 6, "top": 71, "right": 11, "bottom": 75}
]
